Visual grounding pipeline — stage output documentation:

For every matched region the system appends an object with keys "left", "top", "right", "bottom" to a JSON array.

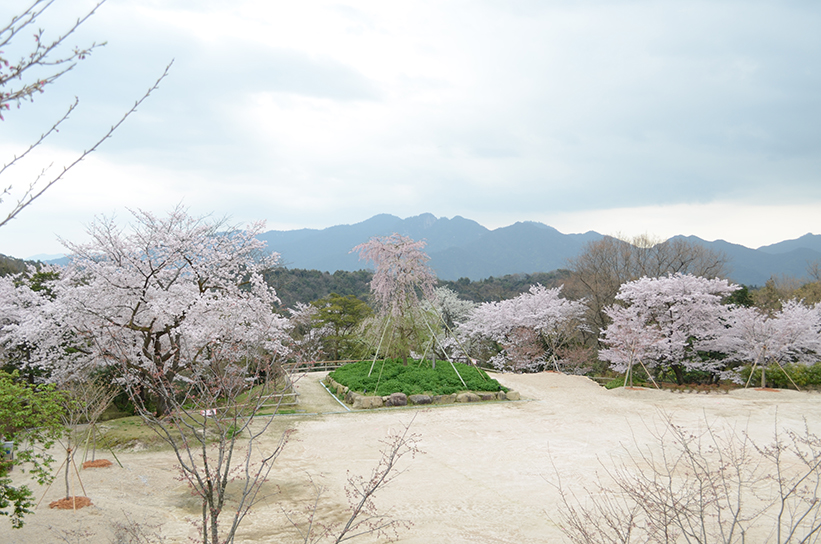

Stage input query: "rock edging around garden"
[{"left": 325, "top": 376, "right": 521, "bottom": 410}]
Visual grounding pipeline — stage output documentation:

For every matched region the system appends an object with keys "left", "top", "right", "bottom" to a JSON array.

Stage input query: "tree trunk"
[
  {"left": 152, "top": 391, "right": 174, "bottom": 418},
  {"left": 672, "top": 364, "right": 685, "bottom": 386},
  {"left": 210, "top": 505, "right": 219, "bottom": 544},
  {"left": 148, "top": 368, "right": 178, "bottom": 417},
  {"left": 64, "top": 448, "right": 71, "bottom": 499}
]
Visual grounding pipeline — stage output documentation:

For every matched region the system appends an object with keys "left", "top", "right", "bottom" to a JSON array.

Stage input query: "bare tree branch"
[
  {"left": 0, "top": 61, "right": 173, "bottom": 229},
  {"left": 552, "top": 411, "right": 821, "bottom": 544},
  {"left": 0, "top": 0, "right": 106, "bottom": 115}
]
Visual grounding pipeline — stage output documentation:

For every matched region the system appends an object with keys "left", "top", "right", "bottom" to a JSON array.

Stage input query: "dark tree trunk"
[{"left": 672, "top": 364, "right": 685, "bottom": 385}]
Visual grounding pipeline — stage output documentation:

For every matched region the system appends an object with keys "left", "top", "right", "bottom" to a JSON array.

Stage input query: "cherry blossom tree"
[
  {"left": 352, "top": 233, "right": 436, "bottom": 317},
  {"left": 4, "top": 207, "right": 289, "bottom": 414},
  {"left": 0, "top": 265, "right": 62, "bottom": 381},
  {"left": 566, "top": 235, "right": 729, "bottom": 343},
  {"left": 352, "top": 233, "right": 437, "bottom": 366},
  {"left": 599, "top": 303, "right": 665, "bottom": 387},
  {"left": 0, "top": 207, "right": 300, "bottom": 543},
  {"left": 427, "top": 286, "right": 476, "bottom": 332},
  {"left": 600, "top": 273, "right": 739, "bottom": 385},
  {"left": 458, "top": 284, "right": 587, "bottom": 372},
  {"left": 723, "top": 300, "right": 821, "bottom": 388},
  {"left": 286, "top": 302, "right": 330, "bottom": 363},
  {"left": 420, "top": 287, "right": 477, "bottom": 365}
]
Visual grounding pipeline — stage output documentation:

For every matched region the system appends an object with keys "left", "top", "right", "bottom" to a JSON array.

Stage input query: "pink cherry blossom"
[
  {"left": 600, "top": 273, "right": 739, "bottom": 383},
  {"left": 458, "top": 284, "right": 587, "bottom": 372}
]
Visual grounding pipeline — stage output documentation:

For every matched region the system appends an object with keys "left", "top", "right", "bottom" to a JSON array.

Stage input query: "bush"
[
  {"left": 330, "top": 359, "right": 507, "bottom": 396},
  {"left": 604, "top": 375, "right": 648, "bottom": 389},
  {"left": 738, "top": 361, "right": 821, "bottom": 389}
]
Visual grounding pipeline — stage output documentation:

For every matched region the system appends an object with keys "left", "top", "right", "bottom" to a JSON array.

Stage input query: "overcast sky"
[{"left": 0, "top": 0, "right": 819, "bottom": 259}]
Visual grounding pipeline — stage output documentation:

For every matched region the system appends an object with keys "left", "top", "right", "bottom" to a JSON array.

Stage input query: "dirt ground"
[{"left": 4, "top": 371, "right": 821, "bottom": 543}]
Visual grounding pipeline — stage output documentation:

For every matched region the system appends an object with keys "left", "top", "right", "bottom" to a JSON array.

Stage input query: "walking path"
[
  {"left": 289, "top": 371, "right": 349, "bottom": 414},
  {"left": 6, "top": 372, "right": 821, "bottom": 543}
]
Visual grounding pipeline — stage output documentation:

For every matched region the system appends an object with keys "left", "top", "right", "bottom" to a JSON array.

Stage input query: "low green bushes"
[
  {"left": 330, "top": 359, "right": 507, "bottom": 396},
  {"left": 604, "top": 375, "right": 649, "bottom": 389},
  {"left": 605, "top": 362, "right": 821, "bottom": 391},
  {"left": 738, "top": 362, "right": 821, "bottom": 389}
]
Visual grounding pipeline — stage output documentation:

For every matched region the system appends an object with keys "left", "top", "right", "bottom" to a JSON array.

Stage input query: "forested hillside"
[
  {"left": 437, "top": 270, "right": 572, "bottom": 302},
  {"left": 0, "top": 254, "right": 32, "bottom": 276},
  {"left": 264, "top": 268, "right": 374, "bottom": 309},
  {"left": 1, "top": 257, "right": 573, "bottom": 309},
  {"left": 266, "top": 267, "right": 573, "bottom": 308}
]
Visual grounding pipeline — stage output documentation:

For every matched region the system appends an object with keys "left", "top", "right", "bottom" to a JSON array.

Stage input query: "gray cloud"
[{"left": 1, "top": 0, "right": 819, "bottom": 258}]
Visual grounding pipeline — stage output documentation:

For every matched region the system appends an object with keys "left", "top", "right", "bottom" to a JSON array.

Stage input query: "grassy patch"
[
  {"left": 190, "top": 379, "right": 298, "bottom": 419},
  {"left": 330, "top": 359, "right": 508, "bottom": 396},
  {"left": 95, "top": 416, "right": 168, "bottom": 450},
  {"left": 92, "top": 379, "right": 299, "bottom": 450}
]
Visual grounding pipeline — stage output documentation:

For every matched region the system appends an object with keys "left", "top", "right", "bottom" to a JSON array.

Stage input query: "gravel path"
[
  {"left": 4, "top": 372, "right": 821, "bottom": 543},
  {"left": 290, "top": 371, "right": 350, "bottom": 414}
]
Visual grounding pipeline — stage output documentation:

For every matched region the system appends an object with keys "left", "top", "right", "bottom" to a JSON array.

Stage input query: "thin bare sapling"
[
  {"left": 552, "top": 412, "right": 821, "bottom": 543},
  {"left": 53, "top": 376, "right": 116, "bottom": 501},
  {"left": 122, "top": 339, "right": 294, "bottom": 544}
]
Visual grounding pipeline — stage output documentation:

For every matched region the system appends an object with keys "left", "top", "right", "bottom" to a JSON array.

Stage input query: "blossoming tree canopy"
[
  {"left": 600, "top": 273, "right": 740, "bottom": 384},
  {"left": 599, "top": 303, "right": 666, "bottom": 387},
  {"left": 724, "top": 300, "right": 821, "bottom": 388},
  {"left": 351, "top": 233, "right": 437, "bottom": 317},
  {"left": 351, "top": 233, "right": 439, "bottom": 366},
  {"left": 4, "top": 208, "right": 289, "bottom": 410},
  {"left": 458, "top": 284, "right": 587, "bottom": 372},
  {"left": 428, "top": 286, "right": 476, "bottom": 331}
]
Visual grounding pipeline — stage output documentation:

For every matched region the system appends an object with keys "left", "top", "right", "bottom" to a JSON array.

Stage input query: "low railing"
[
  {"left": 284, "top": 360, "right": 355, "bottom": 373},
  {"left": 197, "top": 373, "right": 301, "bottom": 418}
]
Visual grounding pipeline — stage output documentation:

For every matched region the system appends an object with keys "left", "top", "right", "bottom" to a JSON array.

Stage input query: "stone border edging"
[{"left": 324, "top": 376, "right": 521, "bottom": 410}]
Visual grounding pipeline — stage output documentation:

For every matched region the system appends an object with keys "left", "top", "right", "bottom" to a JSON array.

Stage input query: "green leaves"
[
  {"left": 0, "top": 371, "right": 66, "bottom": 528},
  {"left": 311, "top": 293, "right": 373, "bottom": 360}
]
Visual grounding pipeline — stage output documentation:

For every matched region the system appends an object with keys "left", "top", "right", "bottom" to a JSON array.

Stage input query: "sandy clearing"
[{"left": 4, "top": 371, "right": 821, "bottom": 543}]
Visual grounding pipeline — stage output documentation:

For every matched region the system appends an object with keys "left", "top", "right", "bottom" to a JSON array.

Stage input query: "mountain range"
[{"left": 258, "top": 213, "right": 821, "bottom": 287}]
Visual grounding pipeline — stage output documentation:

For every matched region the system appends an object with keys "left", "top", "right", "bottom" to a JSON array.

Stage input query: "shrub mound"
[{"left": 330, "top": 359, "right": 507, "bottom": 397}]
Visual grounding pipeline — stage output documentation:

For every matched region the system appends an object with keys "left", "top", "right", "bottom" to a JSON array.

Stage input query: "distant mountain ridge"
[
  {"left": 756, "top": 233, "right": 821, "bottom": 255},
  {"left": 15, "top": 214, "right": 819, "bottom": 287},
  {"left": 672, "top": 235, "right": 821, "bottom": 286},
  {"left": 258, "top": 213, "right": 821, "bottom": 286}
]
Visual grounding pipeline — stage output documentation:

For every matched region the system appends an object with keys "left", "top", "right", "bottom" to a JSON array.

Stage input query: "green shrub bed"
[
  {"left": 738, "top": 361, "right": 821, "bottom": 389},
  {"left": 330, "top": 359, "right": 508, "bottom": 397}
]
